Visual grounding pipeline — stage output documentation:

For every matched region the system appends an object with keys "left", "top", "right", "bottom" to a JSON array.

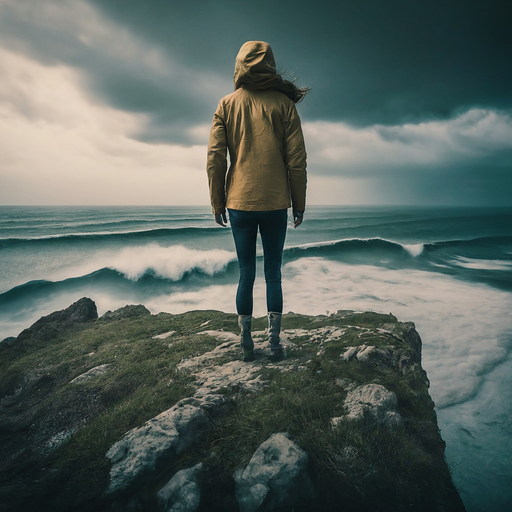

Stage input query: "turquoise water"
[{"left": 1, "top": 205, "right": 511, "bottom": 511}]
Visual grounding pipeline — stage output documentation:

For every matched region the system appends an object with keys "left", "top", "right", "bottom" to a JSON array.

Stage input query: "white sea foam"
[
  {"left": 45, "top": 244, "right": 236, "bottom": 283},
  {"left": 108, "top": 244, "right": 236, "bottom": 281},
  {"left": 401, "top": 243, "right": 425, "bottom": 257},
  {"left": 438, "top": 354, "right": 512, "bottom": 511},
  {"left": 452, "top": 256, "right": 512, "bottom": 271}
]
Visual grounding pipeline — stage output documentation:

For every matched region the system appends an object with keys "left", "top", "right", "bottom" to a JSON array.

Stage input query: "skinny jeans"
[{"left": 228, "top": 209, "right": 287, "bottom": 316}]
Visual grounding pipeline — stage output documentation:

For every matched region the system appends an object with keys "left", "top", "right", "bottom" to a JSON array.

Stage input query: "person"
[{"left": 206, "top": 41, "right": 308, "bottom": 362}]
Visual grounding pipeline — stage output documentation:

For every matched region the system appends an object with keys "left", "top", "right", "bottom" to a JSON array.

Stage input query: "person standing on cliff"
[{"left": 207, "top": 41, "right": 309, "bottom": 362}]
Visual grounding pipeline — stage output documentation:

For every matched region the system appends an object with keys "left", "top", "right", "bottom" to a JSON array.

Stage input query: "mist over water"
[{"left": 1, "top": 205, "right": 511, "bottom": 511}]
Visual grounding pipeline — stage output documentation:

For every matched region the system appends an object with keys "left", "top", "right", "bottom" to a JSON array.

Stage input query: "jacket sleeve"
[
  {"left": 206, "top": 103, "right": 228, "bottom": 215},
  {"left": 284, "top": 104, "right": 307, "bottom": 212}
]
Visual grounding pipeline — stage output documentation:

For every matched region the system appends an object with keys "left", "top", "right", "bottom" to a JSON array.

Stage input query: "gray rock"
[
  {"left": 332, "top": 309, "right": 355, "bottom": 317},
  {"left": 100, "top": 304, "right": 150, "bottom": 321},
  {"left": 69, "top": 364, "right": 112, "bottom": 384},
  {"left": 335, "top": 378, "right": 357, "bottom": 391},
  {"left": 341, "top": 344, "right": 388, "bottom": 363},
  {"left": 157, "top": 462, "right": 203, "bottom": 512},
  {"left": 106, "top": 402, "right": 211, "bottom": 494},
  {"left": 340, "top": 346, "right": 359, "bottom": 361},
  {"left": 152, "top": 330, "right": 176, "bottom": 340},
  {"left": 356, "top": 345, "right": 382, "bottom": 361},
  {"left": 178, "top": 393, "right": 233, "bottom": 422},
  {"left": 338, "top": 384, "right": 402, "bottom": 428},
  {"left": 235, "top": 432, "right": 313, "bottom": 512},
  {"left": 2, "top": 297, "right": 97, "bottom": 352},
  {"left": 400, "top": 321, "right": 423, "bottom": 363}
]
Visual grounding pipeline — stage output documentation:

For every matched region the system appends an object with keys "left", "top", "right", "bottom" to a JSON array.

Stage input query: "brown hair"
[{"left": 235, "top": 73, "right": 311, "bottom": 103}]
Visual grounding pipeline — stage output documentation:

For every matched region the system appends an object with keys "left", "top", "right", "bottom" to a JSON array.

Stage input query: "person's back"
[
  {"left": 217, "top": 88, "right": 291, "bottom": 210},
  {"left": 207, "top": 40, "right": 309, "bottom": 362}
]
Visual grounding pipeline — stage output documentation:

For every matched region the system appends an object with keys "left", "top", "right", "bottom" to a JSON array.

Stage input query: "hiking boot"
[
  {"left": 267, "top": 311, "right": 284, "bottom": 361},
  {"left": 238, "top": 314, "right": 254, "bottom": 362},
  {"left": 242, "top": 347, "right": 255, "bottom": 362}
]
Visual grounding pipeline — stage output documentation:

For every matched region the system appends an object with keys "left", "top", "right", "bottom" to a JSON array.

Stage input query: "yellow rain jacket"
[{"left": 207, "top": 41, "right": 307, "bottom": 215}]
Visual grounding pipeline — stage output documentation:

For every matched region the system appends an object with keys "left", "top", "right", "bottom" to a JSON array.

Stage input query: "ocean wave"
[
  {"left": 284, "top": 237, "right": 426, "bottom": 259},
  {"left": 109, "top": 244, "right": 236, "bottom": 281},
  {"left": 451, "top": 257, "right": 512, "bottom": 271},
  {"left": 0, "top": 245, "right": 237, "bottom": 307},
  {"left": 3, "top": 236, "right": 511, "bottom": 311},
  {"left": 0, "top": 226, "right": 221, "bottom": 247},
  {"left": 0, "top": 216, "right": 209, "bottom": 230},
  {"left": 284, "top": 235, "right": 512, "bottom": 260}
]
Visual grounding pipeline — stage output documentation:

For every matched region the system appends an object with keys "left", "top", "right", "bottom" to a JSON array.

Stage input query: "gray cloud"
[
  {"left": 2, "top": 0, "right": 511, "bottom": 145},
  {"left": 304, "top": 109, "right": 512, "bottom": 174},
  {"left": 0, "top": 0, "right": 230, "bottom": 143}
]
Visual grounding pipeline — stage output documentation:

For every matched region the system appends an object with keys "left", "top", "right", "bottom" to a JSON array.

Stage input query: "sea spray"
[{"left": 108, "top": 244, "right": 236, "bottom": 281}]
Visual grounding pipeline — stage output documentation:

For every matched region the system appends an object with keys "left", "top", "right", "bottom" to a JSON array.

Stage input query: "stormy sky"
[{"left": 0, "top": 0, "right": 511, "bottom": 206}]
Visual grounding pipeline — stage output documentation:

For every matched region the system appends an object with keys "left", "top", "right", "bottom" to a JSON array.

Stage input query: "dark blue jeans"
[{"left": 228, "top": 209, "right": 288, "bottom": 316}]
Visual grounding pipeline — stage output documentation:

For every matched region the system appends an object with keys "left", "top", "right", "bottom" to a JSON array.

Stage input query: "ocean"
[{"left": 1, "top": 205, "right": 511, "bottom": 511}]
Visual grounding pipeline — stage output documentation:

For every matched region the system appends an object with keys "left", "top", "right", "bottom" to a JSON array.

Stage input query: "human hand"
[
  {"left": 293, "top": 209, "right": 304, "bottom": 228},
  {"left": 215, "top": 212, "right": 228, "bottom": 227}
]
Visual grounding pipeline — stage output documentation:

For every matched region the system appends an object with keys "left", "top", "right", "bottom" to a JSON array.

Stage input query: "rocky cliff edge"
[{"left": 0, "top": 298, "right": 465, "bottom": 512}]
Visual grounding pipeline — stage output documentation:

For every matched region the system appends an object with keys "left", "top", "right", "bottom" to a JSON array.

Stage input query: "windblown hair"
[{"left": 235, "top": 73, "right": 311, "bottom": 103}]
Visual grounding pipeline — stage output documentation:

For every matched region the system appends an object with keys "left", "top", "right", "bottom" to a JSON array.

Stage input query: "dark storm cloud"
[
  {"left": 86, "top": 0, "right": 512, "bottom": 126},
  {"left": 1, "top": 0, "right": 511, "bottom": 145}
]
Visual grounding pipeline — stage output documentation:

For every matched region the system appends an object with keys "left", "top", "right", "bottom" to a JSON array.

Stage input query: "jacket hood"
[{"left": 234, "top": 41, "right": 277, "bottom": 88}]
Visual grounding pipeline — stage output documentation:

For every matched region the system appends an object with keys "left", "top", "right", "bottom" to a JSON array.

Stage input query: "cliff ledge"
[{"left": 0, "top": 298, "right": 465, "bottom": 511}]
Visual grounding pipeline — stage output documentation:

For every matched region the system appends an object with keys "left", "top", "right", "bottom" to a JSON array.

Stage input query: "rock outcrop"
[
  {"left": 332, "top": 383, "right": 402, "bottom": 428},
  {"left": 235, "top": 433, "right": 313, "bottom": 512},
  {"left": 69, "top": 364, "right": 112, "bottom": 384},
  {"left": 0, "top": 297, "right": 97, "bottom": 355},
  {"left": 107, "top": 403, "right": 211, "bottom": 494},
  {"left": 100, "top": 304, "right": 151, "bottom": 322},
  {"left": 0, "top": 300, "right": 466, "bottom": 512},
  {"left": 157, "top": 463, "right": 203, "bottom": 512}
]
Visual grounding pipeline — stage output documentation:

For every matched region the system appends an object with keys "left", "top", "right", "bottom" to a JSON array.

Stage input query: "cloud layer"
[{"left": 0, "top": 0, "right": 511, "bottom": 205}]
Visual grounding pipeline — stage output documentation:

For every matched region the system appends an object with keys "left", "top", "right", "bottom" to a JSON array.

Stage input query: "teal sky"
[{"left": 0, "top": 0, "right": 511, "bottom": 206}]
